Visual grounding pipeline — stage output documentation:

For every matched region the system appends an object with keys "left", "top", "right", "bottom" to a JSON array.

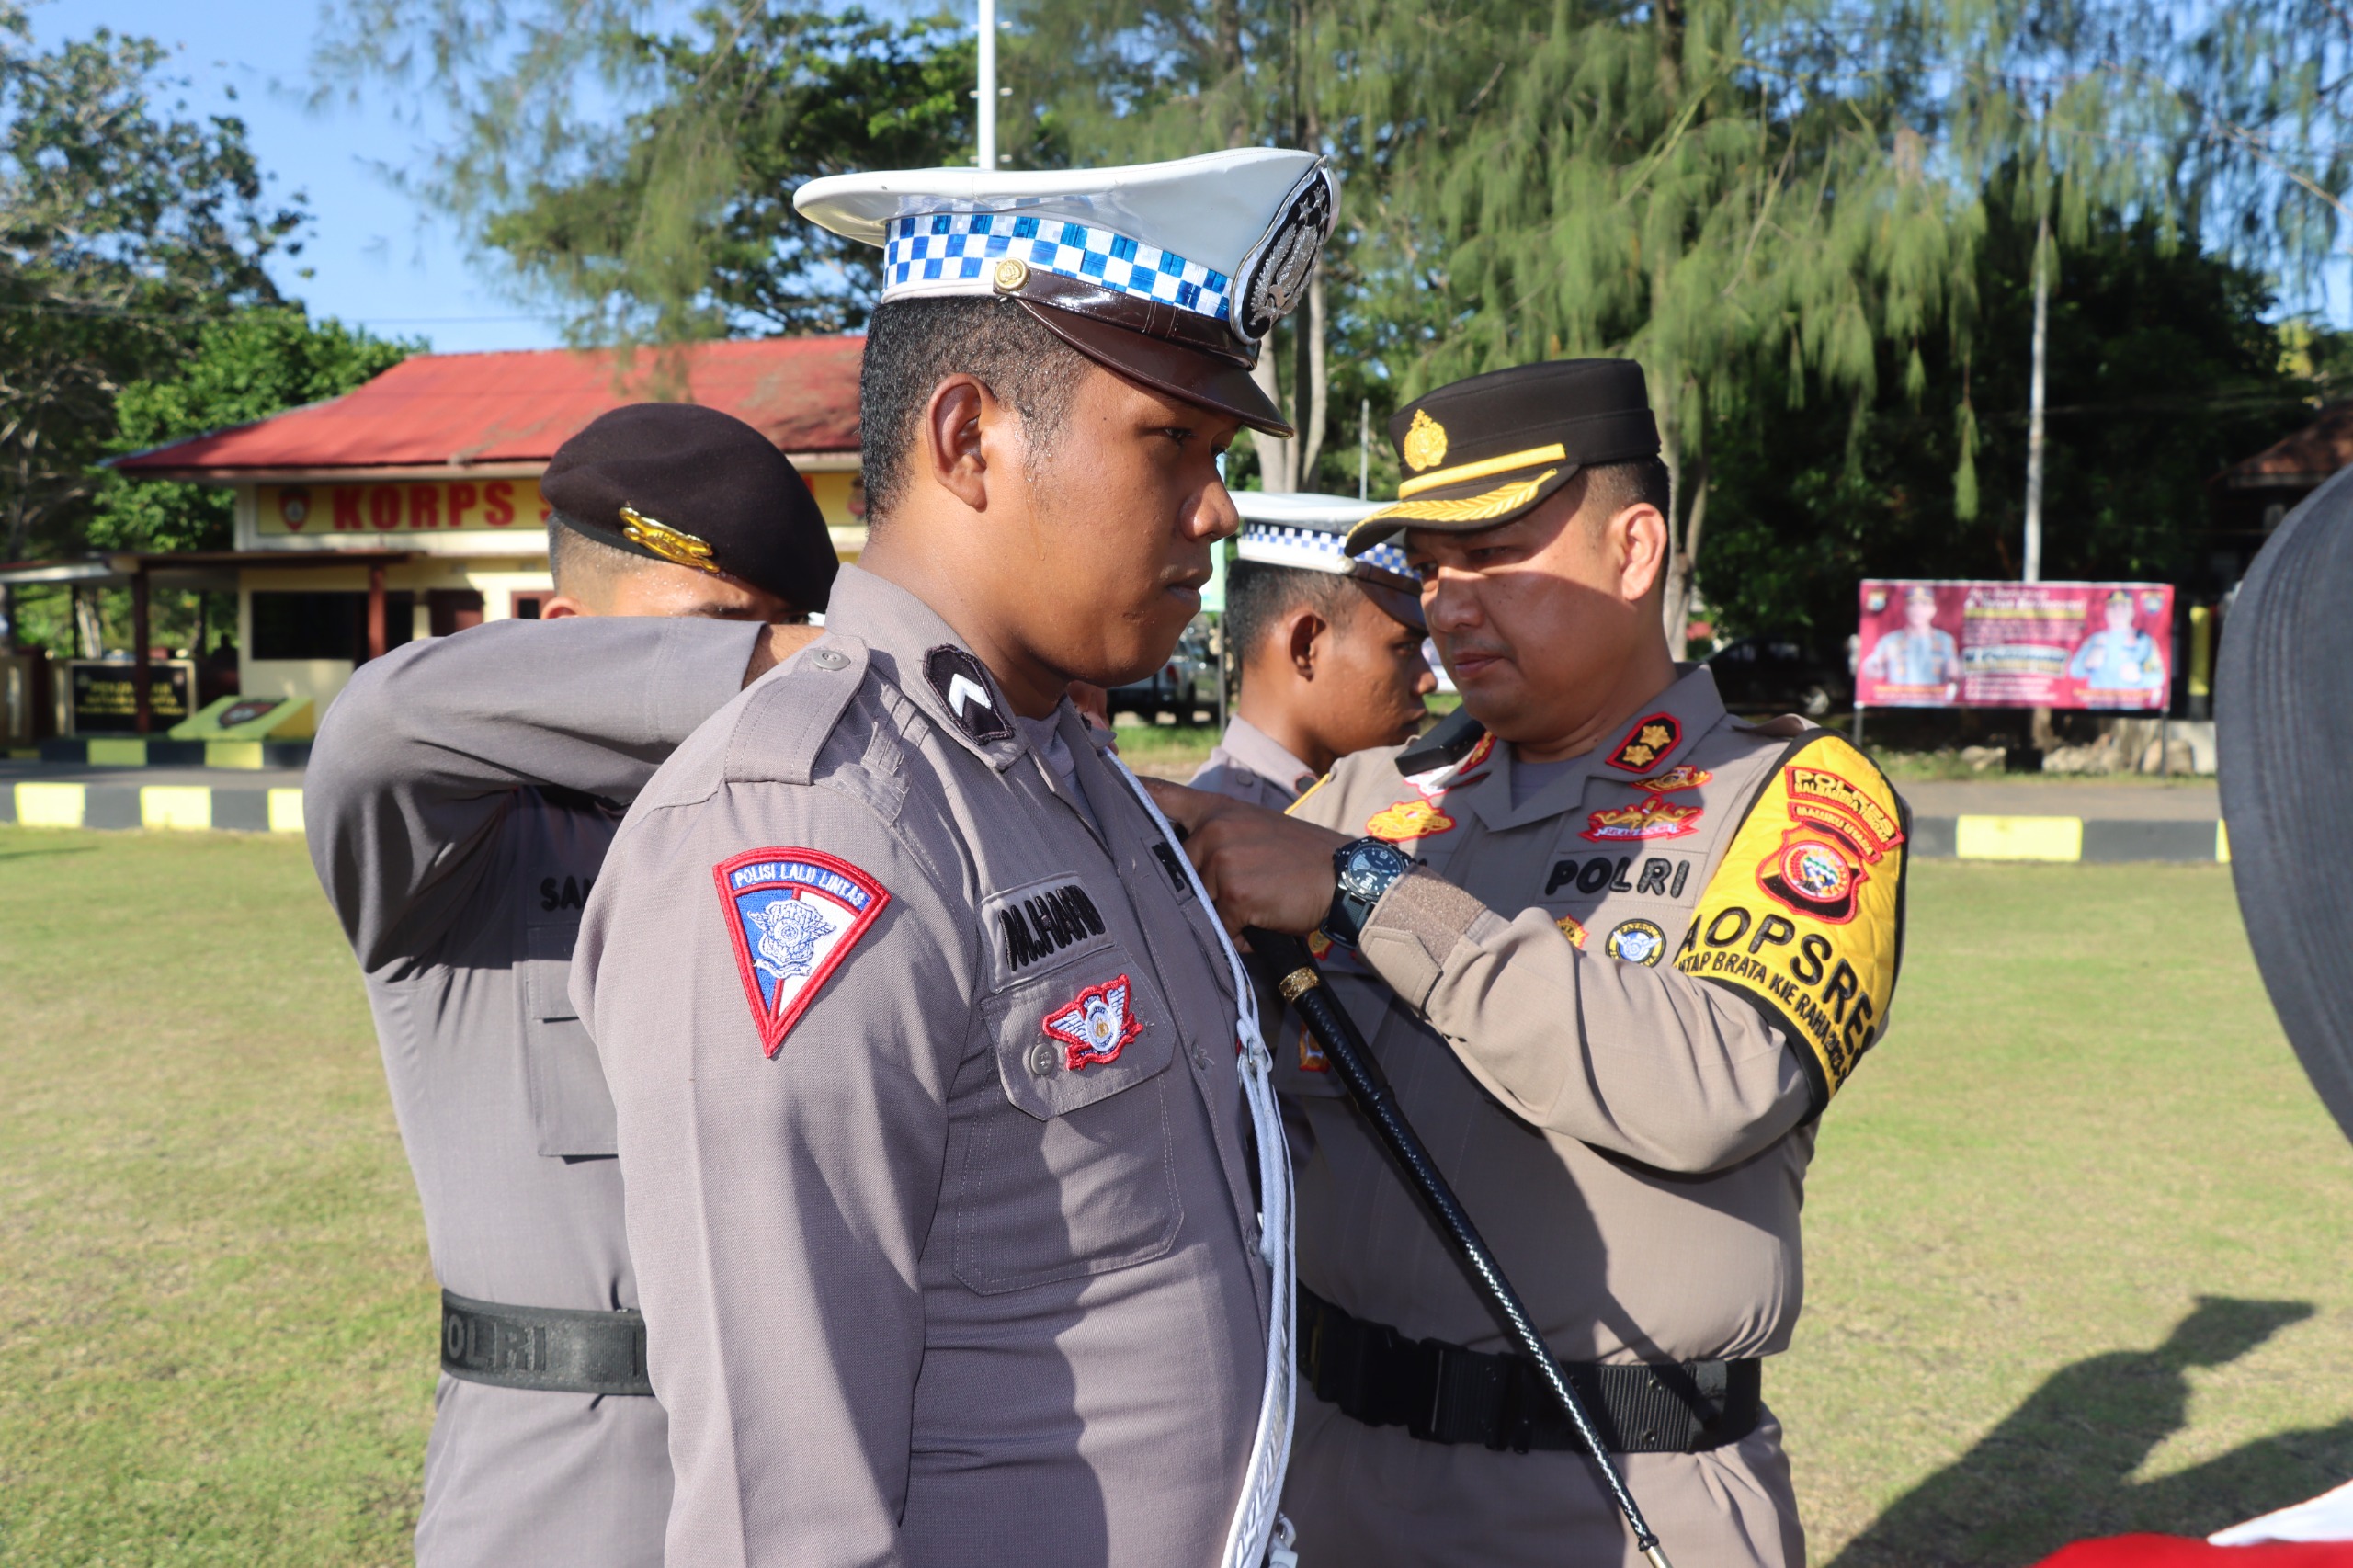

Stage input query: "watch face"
[{"left": 1342, "top": 843, "right": 1407, "bottom": 898}]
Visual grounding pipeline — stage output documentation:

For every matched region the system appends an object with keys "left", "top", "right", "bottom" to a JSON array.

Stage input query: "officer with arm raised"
[
  {"left": 1151, "top": 359, "right": 1910, "bottom": 1568},
  {"left": 569, "top": 151, "right": 1336, "bottom": 1568},
  {"left": 304, "top": 403, "right": 835, "bottom": 1568}
]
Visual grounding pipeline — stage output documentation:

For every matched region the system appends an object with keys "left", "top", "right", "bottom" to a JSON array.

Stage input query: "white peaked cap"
[{"left": 795, "top": 149, "right": 1336, "bottom": 437}]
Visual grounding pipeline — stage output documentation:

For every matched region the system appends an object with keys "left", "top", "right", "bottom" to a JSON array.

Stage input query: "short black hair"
[
  {"left": 858, "top": 297, "right": 1089, "bottom": 520},
  {"left": 547, "top": 512, "right": 650, "bottom": 597},
  {"left": 1583, "top": 455, "right": 1672, "bottom": 521},
  {"left": 1224, "top": 559, "right": 1359, "bottom": 679}
]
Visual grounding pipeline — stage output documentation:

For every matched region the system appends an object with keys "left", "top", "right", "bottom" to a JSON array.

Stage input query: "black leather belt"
[
  {"left": 439, "top": 1290, "right": 654, "bottom": 1397},
  {"left": 1299, "top": 1286, "right": 1759, "bottom": 1455}
]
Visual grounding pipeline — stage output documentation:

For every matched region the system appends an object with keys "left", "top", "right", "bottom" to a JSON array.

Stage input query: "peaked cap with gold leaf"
[{"left": 1346, "top": 358, "right": 1661, "bottom": 554}]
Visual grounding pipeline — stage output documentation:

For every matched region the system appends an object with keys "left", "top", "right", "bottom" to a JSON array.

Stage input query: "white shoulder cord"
[{"left": 1110, "top": 756, "right": 1298, "bottom": 1568}]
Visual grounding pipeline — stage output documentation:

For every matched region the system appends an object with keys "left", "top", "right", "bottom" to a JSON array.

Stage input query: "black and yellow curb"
[
  {"left": 1908, "top": 815, "right": 2229, "bottom": 863},
  {"left": 0, "top": 781, "right": 304, "bottom": 833}
]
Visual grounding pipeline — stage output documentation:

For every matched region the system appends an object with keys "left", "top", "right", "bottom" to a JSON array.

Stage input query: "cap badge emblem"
[
  {"left": 993, "top": 257, "right": 1029, "bottom": 293},
  {"left": 1237, "top": 165, "right": 1337, "bottom": 340},
  {"left": 618, "top": 506, "right": 722, "bottom": 576},
  {"left": 1403, "top": 408, "right": 1449, "bottom": 472}
]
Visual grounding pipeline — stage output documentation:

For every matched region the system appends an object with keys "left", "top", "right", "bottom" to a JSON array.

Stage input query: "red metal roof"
[
  {"left": 112, "top": 336, "right": 864, "bottom": 476},
  {"left": 2214, "top": 402, "right": 2353, "bottom": 490}
]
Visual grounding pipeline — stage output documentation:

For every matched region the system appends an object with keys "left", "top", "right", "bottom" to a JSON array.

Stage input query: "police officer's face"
[
  {"left": 996, "top": 363, "right": 1243, "bottom": 687},
  {"left": 1310, "top": 589, "right": 1438, "bottom": 757},
  {"left": 1405, "top": 479, "right": 1670, "bottom": 748}
]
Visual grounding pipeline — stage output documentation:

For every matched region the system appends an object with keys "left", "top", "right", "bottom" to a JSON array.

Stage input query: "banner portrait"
[{"left": 1857, "top": 580, "right": 2174, "bottom": 710}]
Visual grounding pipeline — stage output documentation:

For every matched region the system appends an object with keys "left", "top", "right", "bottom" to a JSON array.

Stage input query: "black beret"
[
  {"left": 540, "top": 403, "right": 838, "bottom": 611},
  {"left": 1347, "top": 359, "right": 1660, "bottom": 553}
]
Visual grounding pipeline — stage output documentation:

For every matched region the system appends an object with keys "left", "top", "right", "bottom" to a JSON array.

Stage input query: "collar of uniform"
[
  {"left": 1215, "top": 714, "right": 1319, "bottom": 798},
  {"left": 821, "top": 564, "right": 1029, "bottom": 772},
  {"left": 1468, "top": 663, "right": 1729, "bottom": 833}
]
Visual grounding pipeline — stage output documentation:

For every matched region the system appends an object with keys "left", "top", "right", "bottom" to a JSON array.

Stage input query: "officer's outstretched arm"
[
  {"left": 574, "top": 779, "right": 972, "bottom": 1568},
  {"left": 306, "top": 616, "right": 763, "bottom": 970},
  {"left": 1354, "top": 740, "right": 1907, "bottom": 1173}
]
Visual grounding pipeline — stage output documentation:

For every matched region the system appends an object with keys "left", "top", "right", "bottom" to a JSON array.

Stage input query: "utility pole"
[
  {"left": 2023, "top": 208, "right": 2050, "bottom": 584},
  {"left": 976, "top": 0, "right": 996, "bottom": 171},
  {"left": 1358, "top": 397, "right": 1370, "bottom": 499}
]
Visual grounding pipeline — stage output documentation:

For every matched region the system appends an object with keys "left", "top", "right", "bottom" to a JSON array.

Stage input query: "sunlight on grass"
[{"left": 3, "top": 835, "right": 2347, "bottom": 1565}]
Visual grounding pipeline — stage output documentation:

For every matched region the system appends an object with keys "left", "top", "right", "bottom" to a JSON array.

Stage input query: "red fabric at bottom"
[{"left": 2036, "top": 1536, "right": 2353, "bottom": 1566}]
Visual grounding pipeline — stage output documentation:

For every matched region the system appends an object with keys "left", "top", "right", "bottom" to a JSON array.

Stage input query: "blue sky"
[{"left": 34, "top": 0, "right": 569, "bottom": 353}]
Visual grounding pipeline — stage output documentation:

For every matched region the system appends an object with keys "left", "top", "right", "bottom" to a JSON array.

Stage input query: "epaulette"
[
  {"left": 724, "top": 635, "right": 871, "bottom": 786},
  {"left": 1735, "top": 712, "right": 1812, "bottom": 740}
]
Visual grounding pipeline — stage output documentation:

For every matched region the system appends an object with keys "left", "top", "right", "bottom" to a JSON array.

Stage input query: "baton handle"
[{"left": 1249, "top": 929, "right": 1671, "bottom": 1568}]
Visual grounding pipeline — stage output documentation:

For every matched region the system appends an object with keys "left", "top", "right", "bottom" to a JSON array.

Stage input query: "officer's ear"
[
  {"left": 1288, "top": 604, "right": 1331, "bottom": 681},
  {"left": 1606, "top": 500, "right": 1672, "bottom": 608},
  {"left": 922, "top": 373, "right": 996, "bottom": 514}
]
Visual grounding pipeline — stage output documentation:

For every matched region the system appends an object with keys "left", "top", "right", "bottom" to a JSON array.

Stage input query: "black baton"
[{"left": 1250, "top": 928, "right": 1673, "bottom": 1568}]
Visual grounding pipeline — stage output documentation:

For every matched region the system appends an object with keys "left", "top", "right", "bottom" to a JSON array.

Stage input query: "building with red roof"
[{"left": 98, "top": 336, "right": 864, "bottom": 720}]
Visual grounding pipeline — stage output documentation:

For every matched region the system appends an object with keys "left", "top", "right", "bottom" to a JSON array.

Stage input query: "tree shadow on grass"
[
  {"left": 1830, "top": 1297, "right": 2353, "bottom": 1567},
  {"left": 0, "top": 842, "right": 94, "bottom": 862}
]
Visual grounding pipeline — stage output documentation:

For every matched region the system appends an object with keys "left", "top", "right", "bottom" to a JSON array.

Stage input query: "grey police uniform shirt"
[
  {"left": 1189, "top": 714, "right": 1319, "bottom": 808},
  {"left": 306, "top": 614, "right": 762, "bottom": 1568},
  {"left": 570, "top": 565, "right": 1273, "bottom": 1568}
]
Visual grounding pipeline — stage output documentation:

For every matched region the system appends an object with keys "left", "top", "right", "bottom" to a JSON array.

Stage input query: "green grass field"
[{"left": 3, "top": 832, "right": 2348, "bottom": 1565}]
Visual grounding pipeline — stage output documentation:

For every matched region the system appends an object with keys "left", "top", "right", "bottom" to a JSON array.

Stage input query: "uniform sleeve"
[
  {"left": 572, "top": 781, "right": 972, "bottom": 1568},
  {"left": 1351, "top": 873, "right": 1810, "bottom": 1173},
  {"left": 303, "top": 615, "right": 762, "bottom": 970},
  {"left": 1347, "top": 736, "right": 1907, "bottom": 1175}
]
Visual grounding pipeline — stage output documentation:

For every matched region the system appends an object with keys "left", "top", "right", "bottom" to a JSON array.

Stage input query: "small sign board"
[
  {"left": 68, "top": 659, "right": 194, "bottom": 733},
  {"left": 168, "top": 693, "right": 316, "bottom": 742}
]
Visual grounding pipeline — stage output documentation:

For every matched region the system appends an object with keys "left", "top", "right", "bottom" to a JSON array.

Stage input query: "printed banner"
[{"left": 1856, "top": 579, "right": 2175, "bottom": 710}]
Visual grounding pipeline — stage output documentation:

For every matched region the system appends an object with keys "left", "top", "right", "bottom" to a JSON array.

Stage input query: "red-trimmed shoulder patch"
[
  {"left": 1608, "top": 711, "right": 1682, "bottom": 772},
  {"left": 1042, "top": 974, "right": 1142, "bottom": 1071},
  {"left": 713, "top": 848, "right": 891, "bottom": 1059}
]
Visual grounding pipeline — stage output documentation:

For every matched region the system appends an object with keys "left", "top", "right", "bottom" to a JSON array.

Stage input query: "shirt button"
[
  {"left": 811, "top": 649, "right": 849, "bottom": 671},
  {"left": 1026, "top": 1040, "right": 1059, "bottom": 1077}
]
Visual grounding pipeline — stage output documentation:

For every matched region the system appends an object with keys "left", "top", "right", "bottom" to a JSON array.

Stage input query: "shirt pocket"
[
  {"left": 519, "top": 918, "right": 619, "bottom": 1158},
  {"left": 951, "top": 948, "right": 1184, "bottom": 1295}
]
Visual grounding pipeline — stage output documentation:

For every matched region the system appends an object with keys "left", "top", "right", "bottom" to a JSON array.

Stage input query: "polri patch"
[
  {"left": 1608, "top": 711, "right": 1682, "bottom": 772},
  {"left": 712, "top": 848, "right": 890, "bottom": 1058},
  {"left": 1041, "top": 974, "right": 1142, "bottom": 1072},
  {"left": 925, "top": 645, "right": 1013, "bottom": 744}
]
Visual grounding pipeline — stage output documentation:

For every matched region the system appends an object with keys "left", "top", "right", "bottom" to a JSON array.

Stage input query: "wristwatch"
[{"left": 1323, "top": 836, "right": 1415, "bottom": 949}]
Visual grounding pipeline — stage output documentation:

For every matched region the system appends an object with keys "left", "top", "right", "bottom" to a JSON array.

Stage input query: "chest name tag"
[
  {"left": 998, "top": 880, "right": 1108, "bottom": 972},
  {"left": 1673, "top": 735, "right": 1907, "bottom": 1112}
]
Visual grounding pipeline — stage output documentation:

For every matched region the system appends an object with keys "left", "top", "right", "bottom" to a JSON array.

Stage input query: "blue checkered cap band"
[
  {"left": 883, "top": 210, "right": 1233, "bottom": 324},
  {"left": 1238, "top": 521, "right": 1414, "bottom": 583}
]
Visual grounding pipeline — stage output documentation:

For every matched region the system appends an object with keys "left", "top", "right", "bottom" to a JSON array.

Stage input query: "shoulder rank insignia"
[
  {"left": 1042, "top": 974, "right": 1142, "bottom": 1072},
  {"left": 924, "top": 645, "right": 1014, "bottom": 745},
  {"left": 714, "top": 849, "right": 891, "bottom": 1058},
  {"left": 1367, "top": 797, "right": 1457, "bottom": 843},
  {"left": 1673, "top": 735, "right": 1908, "bottom": 1114},
  {"left": 1608, "top": 711, "right": 1682, "bottom": 772}
]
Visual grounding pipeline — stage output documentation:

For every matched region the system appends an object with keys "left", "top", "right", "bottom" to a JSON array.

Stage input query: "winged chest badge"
[{"left": 1041, "top": 975, "right": 1143, "bottom": 1072}]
